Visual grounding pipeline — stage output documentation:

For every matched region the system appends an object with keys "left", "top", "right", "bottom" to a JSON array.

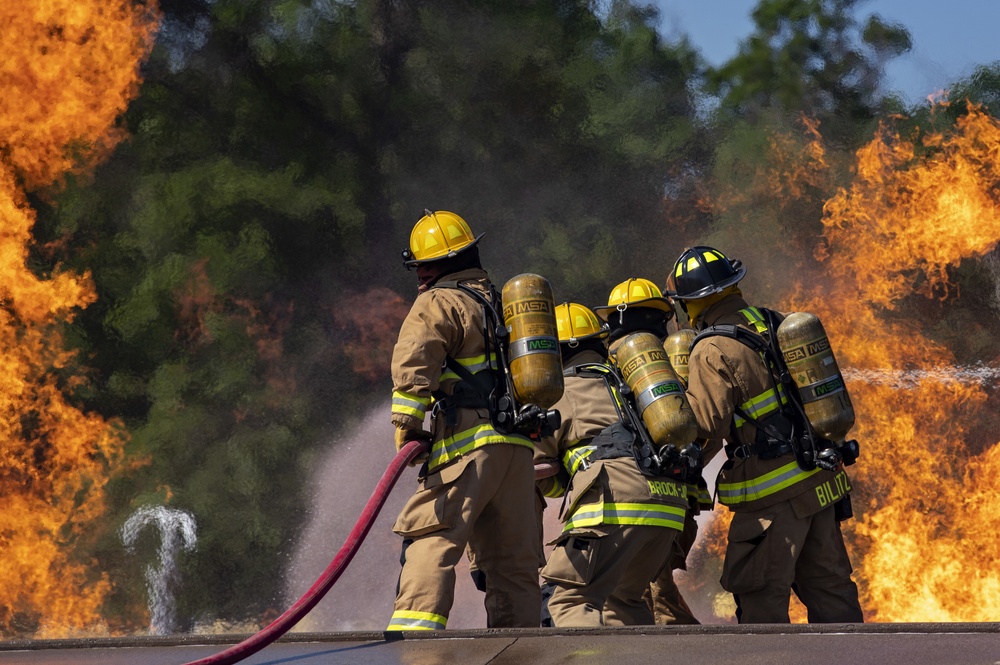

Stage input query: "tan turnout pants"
[
  {"left": 721, "top": 501, "right": 862, "bottom": 623},
  {"left": 542, "top": 524, "right": 678, "bottom": 627},
  {"left": 645, "top": 510, "right": 700, "bottom": 624},
  {"left": 389, "top": 444, "right": 541, "bottom": 630}
]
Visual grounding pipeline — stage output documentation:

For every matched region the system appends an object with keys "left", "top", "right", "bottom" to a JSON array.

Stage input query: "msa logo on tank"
[
  {"left": 503, "top": 299, "right": 552, "bottom": 317},
  {"left": 782, "top": 337, "right": 831, "bottom": 363},
  {"left": 812, "top": 376, "right": 845, "bottom": 398},
  {"left": 649, "top": 382, "right": 683, "bottom": 398},
  {"left": 619, "top": 348, "right": 669, "bottom": 378}
]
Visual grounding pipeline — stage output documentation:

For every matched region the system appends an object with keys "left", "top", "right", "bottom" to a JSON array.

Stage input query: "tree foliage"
[{"left": 706, "top": 0, "right": 911, "bottom": 143}]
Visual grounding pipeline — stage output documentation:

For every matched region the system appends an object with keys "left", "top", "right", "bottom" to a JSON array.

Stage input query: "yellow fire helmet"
[
  {"left": 593, "top": 277, "right": 675, "bottom": 322},
  {"left": 555, "top": 302, "right": 609, "bottom": 347},
  {"left": 401, "top": 210, "right": 485, "bottom": 268}
]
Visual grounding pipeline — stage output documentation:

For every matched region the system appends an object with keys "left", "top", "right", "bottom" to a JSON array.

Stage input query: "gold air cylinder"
[
  {"left": 663, "top": 328, "right": 696, "bottom": 387},
  {"left": 776, "top": 312, "right": 855, "bottom": 442},
  {"left": 616, "top": 332, "right": 697, "bottom": 446},
  {"left": 501, "top": 274, "right": 563, "bottom": 408}
]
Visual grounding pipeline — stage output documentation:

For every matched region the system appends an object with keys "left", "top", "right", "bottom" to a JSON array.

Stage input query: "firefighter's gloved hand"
[{"left": 394, "top": 426, "right": 432, "bottom": 465}]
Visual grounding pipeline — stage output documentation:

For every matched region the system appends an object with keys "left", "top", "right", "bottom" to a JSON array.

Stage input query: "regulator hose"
[{"left": 182, "top": 438, "right": 430, "bottom": 665}]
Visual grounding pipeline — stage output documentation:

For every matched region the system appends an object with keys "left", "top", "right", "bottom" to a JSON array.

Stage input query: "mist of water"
[
  {"left": 284, "top": 403, "right": 493, "bottom": 630},
  {"left": 121, "top": 505, "right": 198, "bottom": 635},
  {"left": 843, "top": 365, "right": 1000, "bottom": 388}
]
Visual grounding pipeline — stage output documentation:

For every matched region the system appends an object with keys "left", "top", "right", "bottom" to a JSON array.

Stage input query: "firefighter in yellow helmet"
[
  {"left": 387, "top": 210, "right": 541, "bottom": 630},
  {"left": 665, "top": 246, "right": 863, "bottom": 623},
  {"left": 536, "top": 302, "right": 689, "bottom": 626},
  {"left": 593, "top": 277, "right": 713, "bottom": 625}
]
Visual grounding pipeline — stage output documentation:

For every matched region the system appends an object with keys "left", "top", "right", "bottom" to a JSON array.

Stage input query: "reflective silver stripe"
[
  {"left": 386, "top": 610, "right": 448, "bottom": 630},
  {"left": 717, "top": 462, "right": 819, "bottom": 504},
  {"left": 427, "top": 423, "right": 533, "bottom": 470},
  {"left": 509, "top": 336, "right": 559, "bottom": 361},
  {"left": 636, "top": 380, "right": 684, "bottom": 412},
  {"left": 734, "top": 385, "right": 786, "bottom": 428},
  {"left": 561, "top": 445, "right": 596, "bottom": 475}
]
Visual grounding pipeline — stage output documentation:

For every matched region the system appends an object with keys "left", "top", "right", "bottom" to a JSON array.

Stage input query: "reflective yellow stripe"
[
  {"left": 543, "top": 476, "right": 566, "bottom": 498},
  {"left": 427, "top": 423, "right": 533, "bottom": 471},
  {"left": 739, "top": 307, "right": 768, "bottom": 334},
  {"left": 685, "top": 482, "right": 713, "bottom": 507},
  {"left": 561, "top": 444, "right": 596, "bottom": 476},
  {"left": 391, "top": 390, "right": 430, "bottom": 420},
  {"left": 717, "top": 461, "right": 821, "bottom": 505},
  {"left": 439, "top": 353, "right": 497, "bottom": 382},
  {"left": 387, "top": 609, "right": 448, "bottom": 631},
  {"left": 734, "top": 383, "right": 788, "bottom": 427},
  {"left": 563, "top": 501, "right": 686, "bottom": 531}
]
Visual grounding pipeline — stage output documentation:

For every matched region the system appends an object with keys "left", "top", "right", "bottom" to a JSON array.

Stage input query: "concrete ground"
[{"left": 1, "top": 624, "right": 999, "bottom": 665}]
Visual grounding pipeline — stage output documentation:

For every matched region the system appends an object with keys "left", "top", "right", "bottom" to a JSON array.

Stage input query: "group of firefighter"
[{"left": 387, "top": 210, "right": 864, "bottom": 631}]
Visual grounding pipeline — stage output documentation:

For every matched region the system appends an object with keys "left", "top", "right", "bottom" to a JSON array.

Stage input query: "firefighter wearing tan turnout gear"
[
  {"left": 594, "top": 278, "right": 714, "bottom": 625},
  {"left": 387, "top": 211, "right": 540, "bottom": 630},
  {"left": 666, "top": 246, "right": 863, "bottom": 624},
  {"left": 536, "top": 302, "right": 688, "bottom": 627}
]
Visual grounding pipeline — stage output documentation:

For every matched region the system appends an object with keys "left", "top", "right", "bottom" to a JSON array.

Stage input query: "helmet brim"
[
  {"left": 593, "top": 297, "right": 675, "bottom": 321},
  {"left": 403, "top": 233, "right": 485, "bottom": 268}
]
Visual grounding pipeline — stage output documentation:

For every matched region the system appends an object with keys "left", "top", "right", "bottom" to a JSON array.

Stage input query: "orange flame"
[
  {"left": 684, "top": 105, "right": 1000, "bottom": 624},
  {"left": 0, "top": 0, "right": 157, "bottom": 637},
  {"left": 793, "top": 105, "right": 1000, "bottom": 621}
]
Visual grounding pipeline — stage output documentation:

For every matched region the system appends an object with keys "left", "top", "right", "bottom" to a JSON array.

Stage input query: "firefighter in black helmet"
[{"left": 666, "top": 246, "right": 863, "bottom": 624}]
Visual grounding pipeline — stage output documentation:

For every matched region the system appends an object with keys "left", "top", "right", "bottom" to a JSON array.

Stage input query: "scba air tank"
[
  {"left": 663, "top": 328, "right": 696, "bottom": 386},
  {"left": 616, "top": 332, "right": 698, "bottom": 446},
  {"left": 776, "top": 312, "right": 855, "bottom": 442},
  {"left": 502, "top": 274, "right": 564, "bottom": 408}
]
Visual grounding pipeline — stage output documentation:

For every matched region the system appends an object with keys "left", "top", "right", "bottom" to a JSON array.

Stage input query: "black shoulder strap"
[
  {"left": 691, "top": 322, "right": 769, "bottom": 355},
  {"left": 689, "top": 309, "right": 796, "bottom": 447}
]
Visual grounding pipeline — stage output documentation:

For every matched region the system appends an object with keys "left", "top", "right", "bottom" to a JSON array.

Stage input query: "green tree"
[{"left": 707, "top": 0, "right": 911, "bottom": 143}]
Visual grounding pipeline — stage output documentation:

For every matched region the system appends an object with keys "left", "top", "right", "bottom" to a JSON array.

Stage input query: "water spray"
[
  {"left": 121, "top": 506, "right": 198, "bottom": 635},
  {"left": 844, "top": 365, "right": 1000, "bottom": 389}
]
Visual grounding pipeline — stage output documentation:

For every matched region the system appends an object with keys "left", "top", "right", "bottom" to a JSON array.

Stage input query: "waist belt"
[{"left": 730, "top": 441, "right": 793, "bottom": 460}]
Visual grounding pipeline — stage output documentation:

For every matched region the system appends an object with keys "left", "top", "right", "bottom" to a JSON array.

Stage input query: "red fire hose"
[
  {"left": 182, "top": 439, "right": 429, "bottom": 665},
  {"left": 183, "top": 443, "right": 561, "bottom": 665},
  {"left": 533, "top": 460, "right": 559, "bottom": 480}
]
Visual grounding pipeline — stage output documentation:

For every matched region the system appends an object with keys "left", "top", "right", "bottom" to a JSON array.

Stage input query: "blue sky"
[{"left": 653, "top": 0, "right": 1000, "bottom": 105}]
